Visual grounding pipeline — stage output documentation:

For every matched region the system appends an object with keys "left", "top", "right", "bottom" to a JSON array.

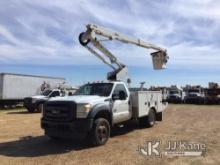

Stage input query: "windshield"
[
  {"left": 169, "top": 90, "right": 179, "bottom": 95},
  {"left": 41, "top": 90, "right": 52, "bottom": 96},
  {"left": 189, "top": 89, "right": 199, "bottom": 93},
  {"left": 74, "top": 83, "right": 113, "bottom": 96}
]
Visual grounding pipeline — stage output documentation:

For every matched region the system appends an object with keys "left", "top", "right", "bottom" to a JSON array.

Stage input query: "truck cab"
[
  {"left": 41, "top": 81, "right": 167, "bottom": 146},
  {"left": 24, "top": 89, "right": 64, "bottom": 113},
  {"left": 167, "top": 89, "right": 184, "bottom": 103}
]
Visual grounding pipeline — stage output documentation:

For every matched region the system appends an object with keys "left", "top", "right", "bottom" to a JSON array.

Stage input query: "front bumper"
[
  {"left": 41, "top": 118, "right": 93, "bottom": 138},
  {"left": 167, "top": 97, "right": 182, "bottom": 103},
  {"left": 185, "top": 97, "right": 204, "bottom": 104}
]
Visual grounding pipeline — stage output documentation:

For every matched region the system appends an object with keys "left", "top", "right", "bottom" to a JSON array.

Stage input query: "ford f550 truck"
[
  {"left": 41, "top": 81, "right": 167, "bottom": 145},
  {"left": 41, "top": 24, "right": 169, "bottom": 145}
]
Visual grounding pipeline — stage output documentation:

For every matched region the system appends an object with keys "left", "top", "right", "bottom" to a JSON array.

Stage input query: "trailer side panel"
[{"left": 1, "top": 73, "right": 65, "bottom": 100}]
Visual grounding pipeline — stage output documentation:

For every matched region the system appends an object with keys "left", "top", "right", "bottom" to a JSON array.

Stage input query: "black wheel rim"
[{"left": 97, "top": 123, "right": 108, "bottom": 143}]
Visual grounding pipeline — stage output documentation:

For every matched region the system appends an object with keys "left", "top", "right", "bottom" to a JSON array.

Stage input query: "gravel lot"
[{"left": 0, "top": 104, "right": 220, "bottom": 165}]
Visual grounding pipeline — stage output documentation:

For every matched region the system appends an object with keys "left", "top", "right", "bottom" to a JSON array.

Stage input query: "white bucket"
[{"left": 151, "top": 51, "right": 168, "bottom": 70}]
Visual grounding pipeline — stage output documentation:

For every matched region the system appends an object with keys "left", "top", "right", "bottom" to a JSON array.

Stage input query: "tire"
[
  {"left": 27, "top": 107, "right": 35, "bottom": 113},
  {"left": 139, "top": 109, "right": 156, "bottom": 128},
  {"left": 90, "top": 118, "right": 110, "bottom": 146},
  {"left": 37, "top": 103, "right": 44, "bottom": 112}
]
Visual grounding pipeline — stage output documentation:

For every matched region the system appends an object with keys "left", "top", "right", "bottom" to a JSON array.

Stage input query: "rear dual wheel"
[{"left": 139, "top": 109, "right": 156, "bottom": 128}]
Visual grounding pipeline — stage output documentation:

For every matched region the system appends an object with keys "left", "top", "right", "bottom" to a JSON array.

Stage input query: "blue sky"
[{"left": 0, "top": 0, "right": 220, "bottom": 87}]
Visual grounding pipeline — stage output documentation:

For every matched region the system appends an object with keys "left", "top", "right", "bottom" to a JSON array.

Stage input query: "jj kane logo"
[{"left": 137, "top": 140, "right": 206, "bottom": 157}]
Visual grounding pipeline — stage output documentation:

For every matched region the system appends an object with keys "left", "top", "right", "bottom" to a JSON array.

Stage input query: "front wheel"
[
  {"left": 37, "top": 103, "right": 44, "bottom": 112},
  {"left": 27, "top": 107, "right": 35, "bottom": 113},
  {"left": 90, "top": 118, "right": 110, "bottom": 146}
]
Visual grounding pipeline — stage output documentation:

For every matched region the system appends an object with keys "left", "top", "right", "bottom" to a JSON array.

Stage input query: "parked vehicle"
[
  {"left": 167, "top": 85, "right": 185, "bottom": 103},
  {"left": 0, "top": 73, "right": 65, "bottom": 108},
  {"left": 41, "top": 82, "right": 167, "bottom": 145},
  {"left": 204, "top": 82, "right": 220, "bottom": 104},
  {"left": 41, "top": 24, "right": 169, "bottom": 146},
  {"left": 184, "top": 85, "right": 205, "bottom": 104},
  {"left": 24, "top": 84, "right": 78, "bottom": 112}
]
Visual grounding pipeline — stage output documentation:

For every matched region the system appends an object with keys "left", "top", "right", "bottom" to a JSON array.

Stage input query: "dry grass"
[{"left": 0, "top": 104, "right": 220, "bottom": 165}]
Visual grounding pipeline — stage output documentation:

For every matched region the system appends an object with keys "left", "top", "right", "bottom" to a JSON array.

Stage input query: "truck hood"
[
  {"left": 32, "top": 95, "right": 47, "bottom": 99},
  {"left": 48, "top": 95, "right": 108, "bottom": 105},
  {"left": 188, "top": 92, "right": 201, "bottom": 97}
]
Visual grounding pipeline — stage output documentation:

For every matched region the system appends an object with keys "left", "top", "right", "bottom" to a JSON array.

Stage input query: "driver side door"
[{"left": 111, "top": 84, "right": 130, "bottom": 124}]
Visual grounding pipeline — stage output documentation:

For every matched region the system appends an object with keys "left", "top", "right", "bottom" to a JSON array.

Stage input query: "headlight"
[
  {"left": 77, "top": 104, "right": 92, "bottom": 118},
  {"left": 32, "top": 98, "right": 37, "bottom": 103}
]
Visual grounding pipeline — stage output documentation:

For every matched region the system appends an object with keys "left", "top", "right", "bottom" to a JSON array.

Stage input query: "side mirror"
[
  {"left": 119, "top": 91, "right": 126, "bottom": 100},
  {"left": 112, "top": 94, "right": 119, "bottom": 100}
]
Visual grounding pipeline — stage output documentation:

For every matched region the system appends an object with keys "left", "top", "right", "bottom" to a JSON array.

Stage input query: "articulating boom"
[{"left": 79, "top": 24, "right": 168, "bottom": 82}]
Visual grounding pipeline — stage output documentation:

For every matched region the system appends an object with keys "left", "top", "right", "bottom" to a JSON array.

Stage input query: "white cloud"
[
  {"left": 0, "top": 0, "right": 219, "bottom": 70},
  {"left": 171, "top": 0, "right": 220, "bottom": 21}
]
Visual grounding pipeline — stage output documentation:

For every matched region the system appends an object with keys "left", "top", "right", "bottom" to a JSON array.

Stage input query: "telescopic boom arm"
[{"left": 79, "top": 24, "right": 168, "bottom": 81}]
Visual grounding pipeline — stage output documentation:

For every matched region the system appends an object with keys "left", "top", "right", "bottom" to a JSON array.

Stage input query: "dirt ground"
[{"left": 0, "top": 104, "right": 219, "bottom": 165}]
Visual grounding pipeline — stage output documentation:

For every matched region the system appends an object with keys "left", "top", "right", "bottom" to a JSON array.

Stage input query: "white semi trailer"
[{"left": 0, "top": 73, "right": 65, "bottom": 108}]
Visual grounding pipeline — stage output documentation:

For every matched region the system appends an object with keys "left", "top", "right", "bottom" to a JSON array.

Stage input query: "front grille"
[
  {"left": 44, "top": 101, "right": 76, "bottom": 122},
  {"left": 170, "top": 96, "right": 177, "bottom": 99}
]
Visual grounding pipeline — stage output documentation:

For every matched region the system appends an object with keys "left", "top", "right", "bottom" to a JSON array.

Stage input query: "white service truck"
[
  {"left": 167, "top": 85, "right": 185, "bottom": 103},
  {"left": 24, "top": 85, "right": 78, "bottom": 112},
  {"left": 184, "top": 86, "right": 205, "bottom": 104},
  {"left": 41, "top": 24, "right": 169, "bottom": 146},
  {"left": 0, "top": 73, "right": 65, "bottom": 108}
]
